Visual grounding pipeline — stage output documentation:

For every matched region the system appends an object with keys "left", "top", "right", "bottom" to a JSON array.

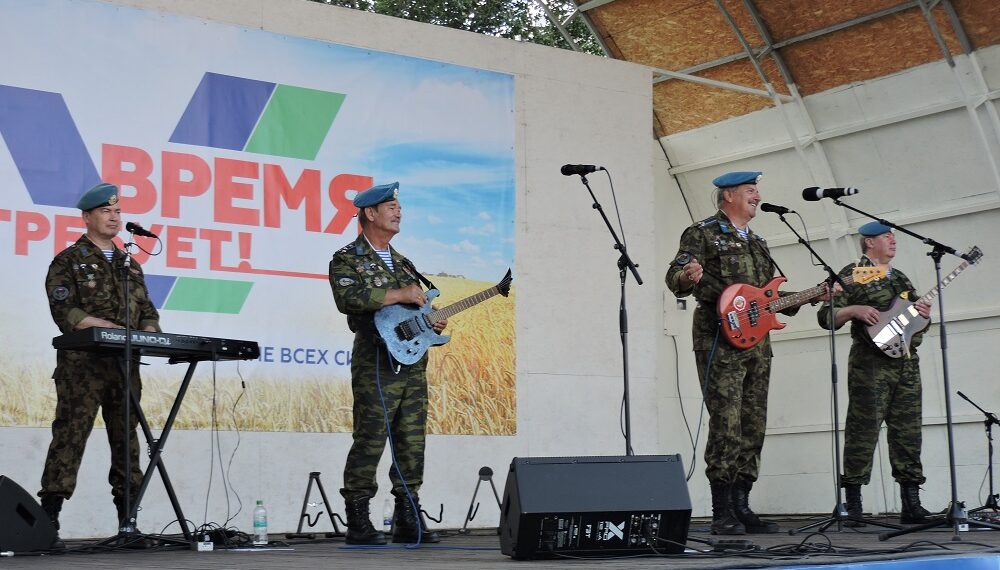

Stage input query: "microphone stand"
[
  {"left": 826, "top": 199, "right": 1000, "bottom": 540},
  {"left": 120, "top": 237, "right": 136, "bottom": 537},
  {"left": 573, "top": 172, "right": 642, "bottom": 456},
  {"left": 98, "top": 234, "right": 140, "bottom": 546},
  {"left": 767, "top": 213, "right": 900, "bottom": 534},
  {"left": 957, "top": 391, "right": 1000, "bottom": 515}
]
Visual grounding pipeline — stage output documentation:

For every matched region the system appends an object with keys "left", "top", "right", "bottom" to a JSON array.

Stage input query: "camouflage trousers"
[
  {"left": 341, "top": 336, "right": 428, "bottom": 501},
  {"left": 695, "top": 344, "right": 772, "bottom": 484},
  {"left": 40, "top": 355, "right": 143, "bottom": 500},
  {"left": 842, "top": 343, "right": 925, "bottom": 486}
]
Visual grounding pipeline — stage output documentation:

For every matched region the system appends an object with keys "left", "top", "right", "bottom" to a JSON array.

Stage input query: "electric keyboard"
[{"left": 53, "top": 327, "right": 260, "bottom": 361}]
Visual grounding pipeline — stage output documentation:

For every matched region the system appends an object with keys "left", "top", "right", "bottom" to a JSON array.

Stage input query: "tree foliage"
[{"left": 308, "top": 0, "right": 603, "bottom": 55}]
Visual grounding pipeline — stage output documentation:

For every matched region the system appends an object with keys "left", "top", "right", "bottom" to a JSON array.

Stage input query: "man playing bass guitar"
[
  {"left": 666, "top": 171, "right": 830, "bottom": 536},
  {"left": 816, "top": 221, "right": 934, "bottom": 526}
]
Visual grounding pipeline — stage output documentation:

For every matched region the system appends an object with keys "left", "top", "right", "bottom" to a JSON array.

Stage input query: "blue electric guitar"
[{"left": 374, "top": 269, "right": 512, "bottom": 365}]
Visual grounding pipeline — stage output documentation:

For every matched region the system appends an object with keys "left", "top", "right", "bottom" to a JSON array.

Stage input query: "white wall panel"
[{"left": 656, "top": 43, "right": 1000, "bottom": 516}]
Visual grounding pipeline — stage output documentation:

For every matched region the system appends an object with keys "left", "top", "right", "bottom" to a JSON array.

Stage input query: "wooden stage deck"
[{"left": 3, "top": 515, "right": 1000, "bottom": 569}]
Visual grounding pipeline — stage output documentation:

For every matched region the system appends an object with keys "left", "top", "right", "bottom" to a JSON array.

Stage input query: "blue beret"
[
  {"left": 859, "top": 221, "right": 892, "bottom": 237},
  {"left": 713, "top": 171, "right": 762, "bottom": 188},
  {"left": 76, "top": 182, "right": 119, "bottom": 210},
  {"left": 353, "top": 182, "right": 400, "bottom": 208}
]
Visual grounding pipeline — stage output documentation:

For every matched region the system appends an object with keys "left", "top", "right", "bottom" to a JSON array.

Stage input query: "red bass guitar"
[{"left": 717, "top": 266, "right": 886, "bottom": 349}]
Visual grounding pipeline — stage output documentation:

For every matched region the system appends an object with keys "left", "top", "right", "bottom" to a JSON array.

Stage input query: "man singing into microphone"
[
  {"left": 665, "top": 171, "right": 827, "bottom": 535},
  {"left": 816, "top": 221, "right": 934, "bottom": 526},
  {"left": 39, "top": 182, "right": 161, "bottom": 548}
]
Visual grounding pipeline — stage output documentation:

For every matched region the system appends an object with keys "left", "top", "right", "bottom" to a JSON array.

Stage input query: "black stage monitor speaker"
[
  {"left": 499, "top": 455, "right": 692, "bottom": 559},
  {"left": 0, "top": 476, "right": 57, "bottom": 553}
]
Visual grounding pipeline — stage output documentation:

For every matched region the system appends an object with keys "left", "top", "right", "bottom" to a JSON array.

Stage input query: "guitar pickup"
[{"left": 746, "top": 301, "right": 759, "bottom": 326}]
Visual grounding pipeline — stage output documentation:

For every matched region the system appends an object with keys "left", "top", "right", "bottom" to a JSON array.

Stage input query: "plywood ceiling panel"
[{"left": 580, "top": 0, "right": 1000, "bottom": 136}]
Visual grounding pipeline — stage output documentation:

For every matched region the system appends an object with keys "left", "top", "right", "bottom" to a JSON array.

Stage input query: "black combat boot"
[
  {"left": 39, "top": 495, "right": 66, "bottom": 551},
  {"left": 709, "top": 482, "right": 745, "bottom": 535},
  {"left": 899, "top": 483, "right": 932, "bottom": 524},
  {"left": 843, "top": 485, "right": 866, "bottom": 527},
  {"left": 344, "top": 495, "right": 387, "bottom": 545},
  {"left": 392, "top": 495, "right": 440, "bottom": 544},
  {"left": 730, "top": 479, "right": 779, "bottom": 534}
]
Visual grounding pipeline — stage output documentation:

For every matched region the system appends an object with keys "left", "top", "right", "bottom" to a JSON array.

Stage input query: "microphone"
[
  {"left": 802, "top": 186, "right": 860, "bottom": 201},
  {"left": 759, "top": 202, "right": 794, "bottom": 215},
  {"left": 125, "top": 222, "right": 158, "bottom": 239},
  {"left": 561, "top": 164, "right": 603, "bottom": 176}
]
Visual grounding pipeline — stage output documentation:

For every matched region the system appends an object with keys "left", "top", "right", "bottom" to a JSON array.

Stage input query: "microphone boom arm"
[{"left": 830, "top": 199, "right": 971, "bottom": 262}]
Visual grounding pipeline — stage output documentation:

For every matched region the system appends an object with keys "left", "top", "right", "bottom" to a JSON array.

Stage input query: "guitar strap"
[
  {"left": 402, "top": 258, "right": 436, "bottom": 291},
  {"left": 748, "top": 236, "right": 786, "bottom": 279}
]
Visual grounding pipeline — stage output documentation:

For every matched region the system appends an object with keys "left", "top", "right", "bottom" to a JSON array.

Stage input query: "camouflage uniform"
[
  {"left": 666, "top": 211, "right": 799, "bottom": 485},
  {"left": 41, "top": 235, "right": 161, "bottom": 501},
  {"left": 329, "top": 234, "right": 428, "bottom": 501},
  {"left": 816, "top": 256, "right": 925, "bottom": 486}
]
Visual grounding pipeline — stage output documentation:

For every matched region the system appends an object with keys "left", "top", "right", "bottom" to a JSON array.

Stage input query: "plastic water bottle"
[
  {"left": 382, "top": 497, "right": 393, "bottom": 533},
  {"left": 253, "top": 499, "right": 268, "bottom": 546}
]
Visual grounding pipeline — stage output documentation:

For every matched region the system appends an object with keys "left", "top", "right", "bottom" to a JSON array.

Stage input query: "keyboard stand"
[
  {"left": 122, "top": 357, "right": 206, "bottom": 545},
  {"left": 51, "top": 328, "right": 258, "bottom": 546}
]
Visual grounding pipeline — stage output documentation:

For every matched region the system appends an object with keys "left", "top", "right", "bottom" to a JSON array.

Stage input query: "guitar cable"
[
  {"left": 345, "top": 341, "right": 425, "bottom": 548},
  {"left": 684, "top": 321, "right": 722, "bottom": 482}
]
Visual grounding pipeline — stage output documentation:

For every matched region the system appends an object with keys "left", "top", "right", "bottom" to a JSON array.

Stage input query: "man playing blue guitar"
[
  {"left": 329, "top": 182, "right": 447, "bottom": 545},
  {"left": 816, "top": 221, "right": 934, "bottom": 526}
]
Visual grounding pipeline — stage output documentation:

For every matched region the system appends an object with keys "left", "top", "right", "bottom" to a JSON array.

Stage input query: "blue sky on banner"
[{"left": 1, "top": 0, "right": 515, "bottom": 282}]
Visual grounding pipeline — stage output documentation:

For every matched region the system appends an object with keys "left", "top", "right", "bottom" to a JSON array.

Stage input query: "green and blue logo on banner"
[{"left": 0, "top": 72, "right": 346, "bottom": 314}]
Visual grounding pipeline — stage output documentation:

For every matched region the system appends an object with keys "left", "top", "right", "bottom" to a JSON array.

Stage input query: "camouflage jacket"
[
  {"left": 816, "top": 255, "right": 924, "bottom": 355},
  {"left": 328, "top": 233, "right": 422, "bottom": 337},
  {"left": 46, "top": 235, "right": 161, "bottom": 376},
  {"left": 665, "top": 210, "right": 797, "bottom": 352}
]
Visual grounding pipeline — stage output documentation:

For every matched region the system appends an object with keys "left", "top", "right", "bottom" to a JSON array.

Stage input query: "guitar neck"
[
  {"left": 428, "top": 286, "right": 503, "bottom": 321},
  {"left": 767, "top": 273, "right": 863, "bottom": 312},
  {"left": 919, "top": 259, "right": 970, "bottom": 305}
]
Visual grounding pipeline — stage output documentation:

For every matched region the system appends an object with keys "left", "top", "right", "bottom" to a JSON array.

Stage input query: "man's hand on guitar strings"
[
  {"left": 394, "top": 283, "right": 426, "bottom": 306},
  {"left": 915, "top": 300, "right": 932, "bottom": 319},
  {"left": 431, "top": 313, "right": 448, "bottom": 334},
  {"left": 815, "top": 281, "right": 841, "bottom": 303}
]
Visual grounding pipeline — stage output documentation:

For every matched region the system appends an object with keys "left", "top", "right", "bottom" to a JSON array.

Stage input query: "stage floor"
[{"left": 4, "top": 516, "right": 1000, "bottom": 569}]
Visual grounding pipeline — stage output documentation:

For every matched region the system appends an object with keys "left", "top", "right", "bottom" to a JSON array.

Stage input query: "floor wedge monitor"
[
  {"left": 499, "top": 455, "right": 691, "bottom": 559},
  {"left": 0, "top": 476, "right": 57, "bottom": 553}
]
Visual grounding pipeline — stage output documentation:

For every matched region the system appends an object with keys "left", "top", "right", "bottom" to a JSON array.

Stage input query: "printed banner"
[{"left": 0, "top": 0, "right": 516, "bottom": 434}]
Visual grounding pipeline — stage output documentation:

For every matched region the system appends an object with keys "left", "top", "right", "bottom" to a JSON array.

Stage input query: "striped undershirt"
[
  {"left": 374, "top": 248, "right": 393, "bottom": 272},
  {"left": 102, "top": 249, "right": 114, "bottom": 262}
]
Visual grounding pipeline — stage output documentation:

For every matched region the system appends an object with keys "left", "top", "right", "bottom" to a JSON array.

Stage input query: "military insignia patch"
[
  {"left": 51, "top": 286, "right": 70, "bottom": 301},
  {"left": 338, "top": 278, "right": 355, "bottom": 286},
  {"left": 900, "top": 291, "right": 909, "bottom": 300}
]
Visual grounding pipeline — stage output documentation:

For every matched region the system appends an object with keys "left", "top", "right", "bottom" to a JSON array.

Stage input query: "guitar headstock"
[
  {"left": 852, "top": 265, "right": 887, "bottom": 285},
  {"left": 496, "top": 268, "right": 513, "bottom": 297},
  {"left": 964, "top": 246, "right": 983, "bottom": 265}
]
